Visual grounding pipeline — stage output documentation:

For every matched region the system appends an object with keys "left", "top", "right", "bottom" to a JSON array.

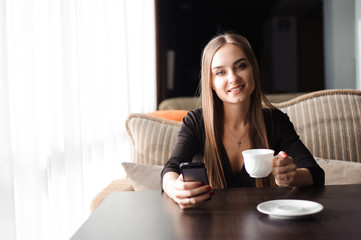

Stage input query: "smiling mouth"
[{"left": 228, "top": 85, "right": 244, "bottom": 92}]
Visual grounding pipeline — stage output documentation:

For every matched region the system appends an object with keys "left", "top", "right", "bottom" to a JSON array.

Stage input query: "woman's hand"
[
  {"left": 163, "top": 172, "right": 214, "bottom": 209},
  {"left": 272, "top": 151, "right": 297, "bottom": 186}
]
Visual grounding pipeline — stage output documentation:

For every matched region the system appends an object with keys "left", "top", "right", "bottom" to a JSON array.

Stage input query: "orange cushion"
[{"left": 147, "top": 110, "right": 188, "bottom": 122}]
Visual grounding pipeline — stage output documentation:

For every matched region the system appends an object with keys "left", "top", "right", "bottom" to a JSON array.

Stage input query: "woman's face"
[{"left": 210, "top": 43, "right": 255, "bottom": 105}]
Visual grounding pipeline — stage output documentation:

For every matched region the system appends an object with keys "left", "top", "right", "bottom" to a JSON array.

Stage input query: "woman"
[{"left": 161, "top": 32, "right": 324, "bottom": 209}]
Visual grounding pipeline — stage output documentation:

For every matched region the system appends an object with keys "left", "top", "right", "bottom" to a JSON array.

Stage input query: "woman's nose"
[{"left": 228, "top": 70, "right": 238, "bottom": 84}]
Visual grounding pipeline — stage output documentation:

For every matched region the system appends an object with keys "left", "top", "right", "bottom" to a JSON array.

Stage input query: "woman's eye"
[
  {"left": 216, "top": 71, "right": 225, "bottom": 75},
  {"left": 235, "top": 63, "right": 247, "bottom": 70}
]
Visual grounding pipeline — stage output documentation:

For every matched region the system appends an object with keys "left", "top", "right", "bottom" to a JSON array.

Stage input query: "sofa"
[{"left": 90, "top": 89, "right": 361, "bottom": 213}]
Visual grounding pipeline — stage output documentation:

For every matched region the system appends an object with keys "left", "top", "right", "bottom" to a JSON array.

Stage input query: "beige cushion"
[
  {"left": 315, "top": 157, "right": 361, "bottom": 185},
  {"left": 125, "top": 113, "right": 182, "bottom": 166},
  {"left": 158, "top": 97, "right": 202, "bottom": 110},
  {"left": 122, "top": 162, "right": 163, "bottom": 191},
  {"left": 266, "top": 92, "right": 308, "bottom": 103},
  {"left": 157, "top": 93, "right": 305, "bottom": 111},
  {"left": 276, "top": 89, "right": 361, "bottom": 163}
]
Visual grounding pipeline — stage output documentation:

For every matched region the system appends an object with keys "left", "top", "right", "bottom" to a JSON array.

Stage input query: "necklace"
[{"left": 224, "top": 124, "right": 249, "bottom": 147}]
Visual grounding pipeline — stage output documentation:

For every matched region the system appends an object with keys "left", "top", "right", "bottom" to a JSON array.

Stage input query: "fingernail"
[
  {"left": 206, "top": 186, "right": 213, "bottom": 190},
  {"left": 280, "top": 152, "right": 287, "bottom": 158}
]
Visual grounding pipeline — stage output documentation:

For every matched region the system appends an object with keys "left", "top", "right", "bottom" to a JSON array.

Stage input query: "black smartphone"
[{"left": 180, "top": 162, "right": 209, "bottom": 185}]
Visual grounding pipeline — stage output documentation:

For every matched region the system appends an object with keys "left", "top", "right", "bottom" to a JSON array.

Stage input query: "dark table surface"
[{"left": 71, "top": 184, "right": 361, "bottom": 240}]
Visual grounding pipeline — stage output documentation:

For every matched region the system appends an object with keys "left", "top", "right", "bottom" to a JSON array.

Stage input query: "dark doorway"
[{"left": 155, "top": 0, "right": 324, "bottom": 106}]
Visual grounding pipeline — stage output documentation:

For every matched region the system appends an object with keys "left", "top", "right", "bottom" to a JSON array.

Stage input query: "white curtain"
[{"left": 0, "top": 0, "right": 156, "bottom": 239}]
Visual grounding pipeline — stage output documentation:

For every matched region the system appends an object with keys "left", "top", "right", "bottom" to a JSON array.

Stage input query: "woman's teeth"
[{"left": 229, "top": 86, "right": 243, "bottom": 92}]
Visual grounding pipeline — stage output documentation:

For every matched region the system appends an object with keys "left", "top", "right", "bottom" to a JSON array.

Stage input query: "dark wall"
[{"left": 156, "top": 0, "right": 324, "bottom": 106}]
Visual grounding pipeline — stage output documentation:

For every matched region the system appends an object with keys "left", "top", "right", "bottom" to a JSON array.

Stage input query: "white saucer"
[{"left": 257, "top": 199, "right": 323, "bottom": 219}]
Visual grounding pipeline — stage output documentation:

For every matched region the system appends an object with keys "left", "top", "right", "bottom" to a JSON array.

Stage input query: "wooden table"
[{"left": 71, "top": 185, "right": 361, "bottom": 240}]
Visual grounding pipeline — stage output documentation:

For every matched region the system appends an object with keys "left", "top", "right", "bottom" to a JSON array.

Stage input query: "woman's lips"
[{"left": 228, "top": 85, "right": 244, "bottom": 93}]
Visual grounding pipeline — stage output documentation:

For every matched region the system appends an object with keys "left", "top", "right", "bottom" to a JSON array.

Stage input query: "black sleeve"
[
  {"left": 160, "top": 109, "right": 205, "bottom": 180},
  {"left": 267, "top": 109, "right": 325, "bottom": 187}
]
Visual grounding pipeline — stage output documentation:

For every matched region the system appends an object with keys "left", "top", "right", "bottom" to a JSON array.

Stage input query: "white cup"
[{"left": 242, "top": 149, "right": 275, "bottom": 178}]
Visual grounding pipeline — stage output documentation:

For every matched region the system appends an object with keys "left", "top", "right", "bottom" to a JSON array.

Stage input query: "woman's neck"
[{"left": 222, "top": 101, "right": 251, "bottom": 129}]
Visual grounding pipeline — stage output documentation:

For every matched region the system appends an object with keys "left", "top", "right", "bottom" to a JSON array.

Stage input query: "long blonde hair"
[{"left": 200, "top": 33, "right": 275, "bottom": 188}]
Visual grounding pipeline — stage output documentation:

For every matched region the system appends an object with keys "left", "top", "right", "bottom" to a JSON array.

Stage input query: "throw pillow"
[
  {"left": 315, "top": 157, "right": 361, "bottom": 185},
  {"left": 125, "top": 113, "right": 182, "bottom": 166},
  {"left": 122, "top": 162, "right": 163, "bottom": 191},
  {"left": 147, "top": 110, "right": 188, "bottom": 122}
]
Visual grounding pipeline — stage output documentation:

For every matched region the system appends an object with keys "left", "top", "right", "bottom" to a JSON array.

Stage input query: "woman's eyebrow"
[
  {"left": 212, "top": 57, "right": 247, "bottom": 70},
  {"left": 233, "top": 58, "right": 247, "bottom": 65}
]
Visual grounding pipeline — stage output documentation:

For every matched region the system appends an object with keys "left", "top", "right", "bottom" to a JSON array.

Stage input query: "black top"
[{"left": 161, "top": 108, "right": 325, "bottom": 187}]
